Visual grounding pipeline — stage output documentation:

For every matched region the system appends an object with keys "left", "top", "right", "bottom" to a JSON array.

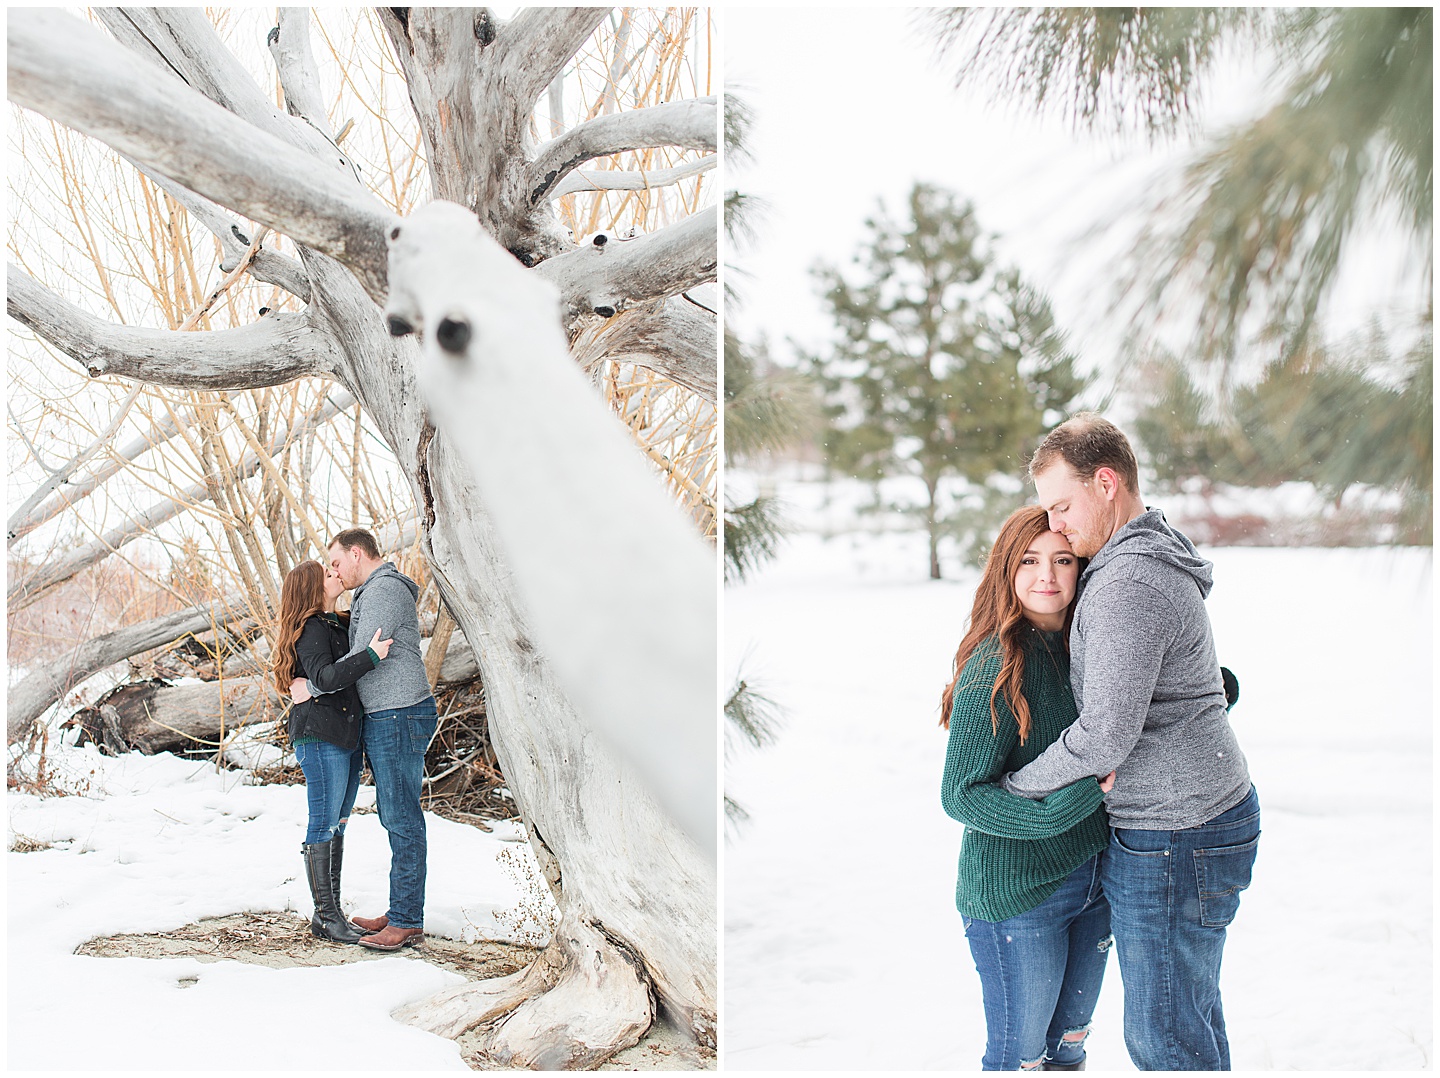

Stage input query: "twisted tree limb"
[
  {"left": 582, "top": 293, "right": 719, "bottom": 401},
  {"left": 528, "top": 97, "right": 718, "bottom": 206},
  {"left": 551, "top": 154, "right": 717, "bottom": 198},
  {"left": 93, "top": 7, "right": 342, "bottom": 165},
  {"left": 9, "top": 8, "right": 396, "bottom": 300},
  {"left": 6, "top": 265, "right": 338, "bottom": 388},
  {"left": 536, "top": 205, "right": 718, "bottom": 323}
]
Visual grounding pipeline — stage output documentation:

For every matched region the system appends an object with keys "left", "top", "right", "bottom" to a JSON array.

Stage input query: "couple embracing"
[
  {"left": 270, "top": 528, "right": 438, "bottom": 951},
  {"left": 941, "top": 415, "right": 1260, "bottom": 1071}
]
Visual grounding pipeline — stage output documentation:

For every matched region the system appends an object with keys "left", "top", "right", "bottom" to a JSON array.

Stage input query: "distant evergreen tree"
[
  {"left": 1134, "top": 328, "right": 1432, "bottom": 542},
  {"left": 807, "top": 182, "right": 1088, "bottom": 577}
]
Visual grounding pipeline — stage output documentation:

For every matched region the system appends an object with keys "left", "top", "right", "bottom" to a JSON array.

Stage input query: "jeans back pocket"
[{"left": 1193, "top": 833, "right": 1260, "bottom": 927}]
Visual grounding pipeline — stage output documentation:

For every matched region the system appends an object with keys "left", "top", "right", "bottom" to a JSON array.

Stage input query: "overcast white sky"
[{"left": 724, "top": 7, "right": 1429, "bottom": 392}]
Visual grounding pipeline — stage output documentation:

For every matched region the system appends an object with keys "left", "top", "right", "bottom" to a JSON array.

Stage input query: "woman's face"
[
  {"left": 322, "top": 564, "right": 345, "bottom": 606},
  {"left": 1013, "top": 529, "right": 1079, "bottom": 631}
]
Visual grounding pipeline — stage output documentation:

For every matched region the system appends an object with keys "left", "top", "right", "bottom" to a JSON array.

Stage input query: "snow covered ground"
[
  {"left": 724, "top": 485, "right": 1433, "bottom": 1070},
  {"left": 7, "top": 745, "right": 552, "bottom": 1070}
]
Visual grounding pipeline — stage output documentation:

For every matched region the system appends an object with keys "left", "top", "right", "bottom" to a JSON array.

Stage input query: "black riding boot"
[
  {"left": 312, "top": 832, "right": 358, "bottom": 935},
  {"left": 303, "top": 840, "right": 363, "bottom": 943}
]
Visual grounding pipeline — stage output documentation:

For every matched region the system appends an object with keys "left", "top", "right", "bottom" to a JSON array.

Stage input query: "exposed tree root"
[{"left": 396, "top": 914, "right": 655, "bottom": 1069}]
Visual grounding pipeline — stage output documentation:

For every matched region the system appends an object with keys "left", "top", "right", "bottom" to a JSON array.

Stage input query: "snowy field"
[
  {"left": 7, "top": 746, "right": 552, "bottom": 1070},
  {"left": 724, "top": 489, "right": 1433, "bottom": 1070}
]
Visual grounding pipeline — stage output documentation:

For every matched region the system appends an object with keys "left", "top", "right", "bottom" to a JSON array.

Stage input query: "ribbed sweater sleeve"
[{"left": 940, "top": 643, "right": 1106, "bottom": 840}]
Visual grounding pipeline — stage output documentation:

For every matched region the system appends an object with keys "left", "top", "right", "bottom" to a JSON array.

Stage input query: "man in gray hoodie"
[
  {"left": 1001, "top": 414, "right": 1258, "bottom": 1071},
  {"left": 292, "top": 528, "right": 437, "bottom": 952}
]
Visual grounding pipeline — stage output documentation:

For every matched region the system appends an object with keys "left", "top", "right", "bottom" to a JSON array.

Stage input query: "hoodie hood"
[
  {"left": 1083, "top": 509, "right": 1213, "bottom": 598},
  {"left": 354, "top": 560, "right": 420, "bottom": 602}
]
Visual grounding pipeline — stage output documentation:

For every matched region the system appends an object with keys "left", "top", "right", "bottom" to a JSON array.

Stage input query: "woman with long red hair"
[
  {"left": 939, "top": 505, "right": 1115, "bottom": 1071},
  {"left": 273, "top": 560, "right": 391, "bottom": 943}
]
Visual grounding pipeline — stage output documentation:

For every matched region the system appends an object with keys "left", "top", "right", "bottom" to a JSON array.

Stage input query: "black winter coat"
[{"left": 286, "top": 613, "right": 375, "bottom": 750}]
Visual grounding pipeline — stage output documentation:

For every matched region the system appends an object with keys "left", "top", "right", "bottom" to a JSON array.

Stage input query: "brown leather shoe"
[
  {"left": 358, "top": 924, "right": 423, "bottom": 951},
  {"left": 350, "top": 913, "right": 388, "bottom": 933}
]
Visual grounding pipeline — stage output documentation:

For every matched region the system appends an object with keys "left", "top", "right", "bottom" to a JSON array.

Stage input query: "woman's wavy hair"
[
  {"left": 938, "top": 505, "right": 1080, "bottom": 741},
  {"left": 272, "top": 561, "right": 326, "bottom": 697}
]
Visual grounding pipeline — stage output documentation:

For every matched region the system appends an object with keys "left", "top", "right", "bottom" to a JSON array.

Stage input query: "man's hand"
[
  {"left": 1099, "top": 770, "right": 1116, "bottom": 794},
  {"left": 290, "top": 677, "right": 311, "bottom": 703}
]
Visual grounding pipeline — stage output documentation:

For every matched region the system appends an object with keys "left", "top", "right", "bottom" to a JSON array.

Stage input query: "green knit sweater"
[{"left": 940, "top": 627, "right": 1109, "bottom": 922}]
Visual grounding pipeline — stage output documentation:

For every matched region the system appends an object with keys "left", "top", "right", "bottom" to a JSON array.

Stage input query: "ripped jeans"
[
  {"left": 294, "top": 739, "right": 363, "bottom": 845},
  {"left": 964, "top": 854, "right": 1112, "bottom": 1070}
]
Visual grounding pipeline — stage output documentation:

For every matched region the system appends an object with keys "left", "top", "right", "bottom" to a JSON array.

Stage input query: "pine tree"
[
  {"left": 928, "top": 7, "right": 1432, "bottom": 364},
  {"left": 808, "top": 182, "right": 1088, "bottom": 577}
]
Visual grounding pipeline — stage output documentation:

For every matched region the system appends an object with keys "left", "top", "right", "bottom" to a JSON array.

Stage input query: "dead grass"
[
  {"left": 8, "top": 832, "right": 54, "bottom": 853},
  {"left": 75, "top": 910, "right": 536, "bottom": 979}
]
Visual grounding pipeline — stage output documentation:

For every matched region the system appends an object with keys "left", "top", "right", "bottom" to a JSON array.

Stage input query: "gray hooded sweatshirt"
[
  {"left": 345, "top": 561, "right": 433, "bottom": 713},
  {"left": 1001, "top": 510, "right": 1251, "bottom": 829}
]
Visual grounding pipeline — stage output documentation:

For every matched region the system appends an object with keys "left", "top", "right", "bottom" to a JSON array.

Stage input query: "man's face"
[
  {"left": 1033, "top": 463, "right": 1115, "bottom": 558},
  {"left": 328, "top": 543, "right": 363, "bottom": 590}
]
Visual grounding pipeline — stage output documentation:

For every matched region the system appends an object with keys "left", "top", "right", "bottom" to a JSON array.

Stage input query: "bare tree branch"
[
  {"left": 6, "top": 384, "right": 142, "bottom": 540},
  {"left": 585, "top": 295, "right": 717, "bottom": 401},
  {"left": 8, "top": 402, "right": 190, "bottom": 546},
  {"left": 123, "top": 155, "right": 312, "bottom": 301},
  {"left": 268, "top": 9, "right": 335, "bottom": 138},
  {"left": 7, "top": 596, "right": 247, "bottom": 743},
  {"left": 9, "top": 8, "right": 397, "bottom": 300},
  {"left": 528, "top": 97, "right": 718, "bottom": 207},
  {"left": 536, "top": 205, "right": 718, "bottom": 324},
  {"left": 500, "top": 8, "right": 613, "bottom": 115},
  {"left": 7, "top": 265, "right": 339, "bottom": 388},
  {"left": 7, "top": 389, "right": 354, "bottom": 609},
  {"left": 551, "top": 154, "right": 717, "bottom": 198},
  {"left": 93, "top": 7, "right": 339, "bottom": 163},
  {"left": 547, "top": 70, "right": 566, "bottom": 138}
]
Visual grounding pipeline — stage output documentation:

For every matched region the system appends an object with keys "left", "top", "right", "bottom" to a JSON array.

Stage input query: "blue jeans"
[
  {"left": 1102, "top": 785, "right": 1261, "bottom": 1070},
  {"left": 964, "top": 854, "right": 1113, "bottom": 1070},
  {"left": 294, "top": 739, "right": 363, "bottom": 845},
  {"left": 362, "top": 698, "right": 437, "bottom": 929}
]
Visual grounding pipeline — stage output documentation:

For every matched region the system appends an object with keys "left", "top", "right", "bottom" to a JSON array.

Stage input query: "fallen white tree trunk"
[
  {"left": 7, "top": 598, "right": 246, "bottom": 742},
  {"left": 66, "top": 677, "right": 283, "bottom": 756}
]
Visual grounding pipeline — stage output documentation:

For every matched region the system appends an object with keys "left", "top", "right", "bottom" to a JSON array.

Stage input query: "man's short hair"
[
  {"left": 1028, "top": 412, "right": 1141, "bottom": 494},
  {"left": 328, "top": 527, "right": 381, "bottom": 560}
]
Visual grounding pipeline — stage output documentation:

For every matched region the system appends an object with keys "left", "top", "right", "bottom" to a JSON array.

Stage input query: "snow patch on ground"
[
  {"left": 725, "top": 521, "right": 1432, "bottom": 1070},
  {"left": 8, "top": 744, "right": 551, "bottom": 1070}
]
